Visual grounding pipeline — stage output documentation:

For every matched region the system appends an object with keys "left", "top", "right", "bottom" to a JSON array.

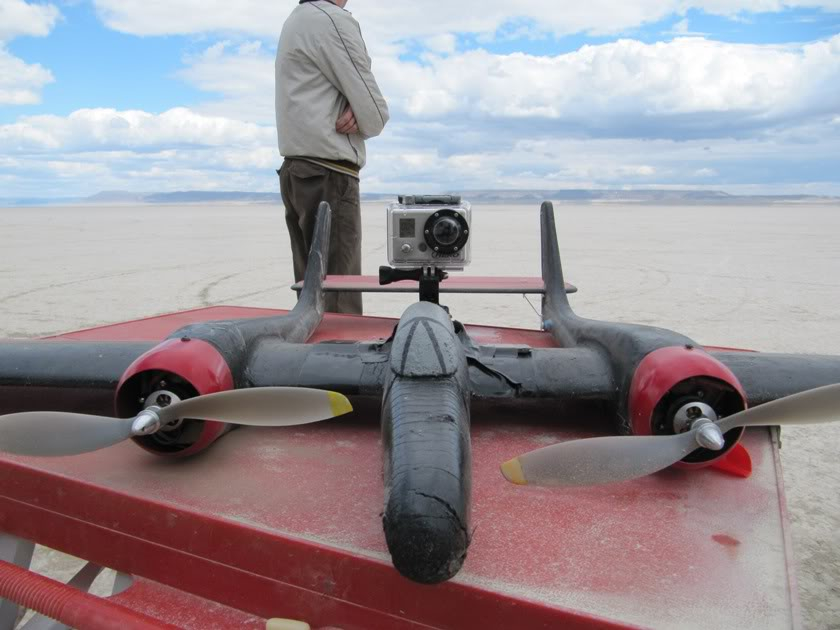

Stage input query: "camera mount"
[{"left": 379, "top": 265, "right": 449, "bottom": 304}]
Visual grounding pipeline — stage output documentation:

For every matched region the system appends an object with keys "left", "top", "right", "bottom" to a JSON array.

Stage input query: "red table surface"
[{"left": 0, "top": 307, "right": 798, "bottom": 630}]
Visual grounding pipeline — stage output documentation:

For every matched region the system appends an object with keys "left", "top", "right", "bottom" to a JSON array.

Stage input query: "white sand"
[{"left": 0, "top": 202, "right": 838, "bottom": 628}]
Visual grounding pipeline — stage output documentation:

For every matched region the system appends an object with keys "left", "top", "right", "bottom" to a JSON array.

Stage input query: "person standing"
[{"left": 276, "top": 0, "right": 389, "bottom": 314}]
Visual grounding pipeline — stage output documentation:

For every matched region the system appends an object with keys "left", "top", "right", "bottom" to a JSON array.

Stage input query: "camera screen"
[{"left": 399, "top": 218, "right": 416, "bottom": 238}]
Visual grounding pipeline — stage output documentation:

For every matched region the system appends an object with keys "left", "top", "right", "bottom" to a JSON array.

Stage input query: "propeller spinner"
[
  {"left": 0, "top": 387, "right": 353, "bottom": 457},
  {"left": 501, "top": 383, "right": 840, "bottom": 487}
]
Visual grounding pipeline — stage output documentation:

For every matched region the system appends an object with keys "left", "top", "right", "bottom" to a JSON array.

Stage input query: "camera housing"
[{"left": 387, "top": 195, "right": 472, "bottom": 270}]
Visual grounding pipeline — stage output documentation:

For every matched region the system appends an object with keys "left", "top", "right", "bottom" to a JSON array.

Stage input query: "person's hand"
[{"left": 336, "top": 105, "right": 359, "bottom": 135}]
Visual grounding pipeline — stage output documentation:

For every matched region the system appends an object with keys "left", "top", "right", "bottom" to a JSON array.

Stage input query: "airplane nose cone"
[{"left": 695, "top": 423, "right": 726, "bottom": 451}]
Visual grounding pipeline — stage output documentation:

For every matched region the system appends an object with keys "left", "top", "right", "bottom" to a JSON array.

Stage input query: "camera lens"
[
  {"left": 422, "top": 209, "right": 469, "bottom": 256},
  {"left": 431, "top": 217, "right": 461, "bottom": 247}
]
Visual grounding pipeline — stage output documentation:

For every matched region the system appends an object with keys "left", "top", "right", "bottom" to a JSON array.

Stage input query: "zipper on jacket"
[{"left": 346, "top": 135, "right": 359, "bottom": 163}]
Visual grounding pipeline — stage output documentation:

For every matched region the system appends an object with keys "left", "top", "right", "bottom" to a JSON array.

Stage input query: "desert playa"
[{"left": 1, "top": 201, "right": 839, "bottom": 628}]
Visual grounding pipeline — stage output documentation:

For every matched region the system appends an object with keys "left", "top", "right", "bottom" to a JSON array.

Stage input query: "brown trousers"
[{"left": 278, "top": 158, "right": 363, "bottom": 314}]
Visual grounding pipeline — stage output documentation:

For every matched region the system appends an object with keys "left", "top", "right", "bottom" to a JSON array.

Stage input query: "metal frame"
[
  {"left": 0, "top": 535, "right": 139, "bottom": 630},
  {"left": 0, "top": 534, "right": 34, "bottom": 630}
]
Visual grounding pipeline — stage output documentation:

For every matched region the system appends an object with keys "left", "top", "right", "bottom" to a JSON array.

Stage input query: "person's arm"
[{"left": 313, "top": 9, "right": 390, "bottom": 139}]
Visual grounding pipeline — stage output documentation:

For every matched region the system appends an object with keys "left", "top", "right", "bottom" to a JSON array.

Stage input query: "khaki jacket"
[{"left": 275, "top": 1, "right": 390, "bottom": 170}]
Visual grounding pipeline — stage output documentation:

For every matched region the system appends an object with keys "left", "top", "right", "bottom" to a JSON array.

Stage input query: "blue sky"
[
  {"left": 3, "top": 2, "right": 206, "bottom": 122},
  {"left": 1, "top": 0, "right": 839, "bottom": 197}
]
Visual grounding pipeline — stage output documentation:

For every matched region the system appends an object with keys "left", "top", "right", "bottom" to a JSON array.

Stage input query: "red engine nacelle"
[
  {"left": 115, "top": 337, "right": 234, "bottom": 457},
  {"left": 628, "top": 345, "right": 748, "bottom": 471}
]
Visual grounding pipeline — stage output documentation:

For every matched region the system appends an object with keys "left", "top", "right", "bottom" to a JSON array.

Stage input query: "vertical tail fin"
[
  {"left": 293, "top": 201, "right": 331, "bottom": 314},
  {"left": 540, "top": 201, "right": 578, "bottom": 347},
  {"left": 282, "top": 201, "right": 331, "bottom": 342},
  {"left": 540, "top": 201, "right": 571, "bottom": 311}
]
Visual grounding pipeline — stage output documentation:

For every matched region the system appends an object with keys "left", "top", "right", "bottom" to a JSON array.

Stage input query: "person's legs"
[
  {"left": 278, "top": 159, "right": 362, "bottom": 314},
  {"left": 326, "top": 175, "right": 362, "bottom": 314},
  {"left": 278, "top": 162, "right": 310, "bottom": 283}
]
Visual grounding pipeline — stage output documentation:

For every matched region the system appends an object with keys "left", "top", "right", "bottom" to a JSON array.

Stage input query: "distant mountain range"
[{"left": 2, "top": 189, "right": 839, "bottom": 207}]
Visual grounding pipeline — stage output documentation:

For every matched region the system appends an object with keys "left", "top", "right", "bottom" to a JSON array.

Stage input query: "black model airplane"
[{"left": 1, "top": 200, "right": 839, "bottom": 585}]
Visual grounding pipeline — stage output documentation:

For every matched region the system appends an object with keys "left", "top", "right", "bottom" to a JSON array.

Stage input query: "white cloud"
[
  {"left": 1, "top": 104, "right": 839, "bottom": 197},
  {"left": 92, "top": 0, "right": 293, "bottom": 37},
  {"left": 422, "top": 34, "right": 458, "bottom": 55},
  {"left": 135, "top": 30, "right": 840, "bottom": 197},
  {"left": 3, "top": 2, "right": 840, "bottom": 196},
  {"left": 378, "top": 35, "right": 840, "bottom": 137},
  {"left": 0, "top": 107, "right": 274, "bottom": 153},
  {"left": 0, "top": 0, "right": 61, "bottom": 106},
  {"left": 665, "top": 17, "right": 708, "bottom": 36},
  {"left": 361, "top": 116, "right": 840, "bottom": 192},
  {"left": 45, "top": 159, "right": 111, "bottom": 178},
  {"left": 674, "top": 18, "right": 691, "bottom": 33},
  {"left": 0, "top": 107, "right": 283, "bottom": 196},
  {"left": 0, "top": 47, "right": 54, "bottom": 105},
  {"left": 90, "top": 0, "right": 840, "bottom": 40},
  {"left": 623, "top": 165, "right": 657, "bottom": 176},
  {"left": 0, "top": 0, "right": 60, "bottom": 40},
  {"left": 185, "top": 32, "right": 840, "bottom": 140},
  {"left": 178, "top": 41, "right": 275, "bottom": 124}
]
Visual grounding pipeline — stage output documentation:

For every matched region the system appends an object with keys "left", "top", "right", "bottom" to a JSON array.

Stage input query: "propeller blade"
[
  {"left": 0, "top": 412, "right": 134, "bottom": 457},
  {"left": 501, "top": 430, "right": 701, "bottom": 487},
  {"left": 502, "top": 384, "right": 840, "bottom": 487},
  {"left": 0, "top": 388, "right": 351, "bottom": 458},
  {"left": 716, "top": 383, "right": 840, "bottom": 433},
  {"left": 157, "top": 387, "right": 353, "bottom": 427}
]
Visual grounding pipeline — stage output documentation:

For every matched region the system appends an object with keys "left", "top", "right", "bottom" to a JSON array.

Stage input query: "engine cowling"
[
  {"left": 628, "top": 345, "right": 747, "bottom": 468},
  {"left": 115, "top": 337, "right": 234, "bottom": 457}
]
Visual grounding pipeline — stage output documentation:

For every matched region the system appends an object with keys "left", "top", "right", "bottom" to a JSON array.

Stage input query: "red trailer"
[{"left": 0, "top": 305, "right": 799, "bottom": 630}]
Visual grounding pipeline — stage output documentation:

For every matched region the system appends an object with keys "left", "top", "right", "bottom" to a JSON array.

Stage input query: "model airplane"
[{"left": 1, "top": 198, "right": 839, "bottom": 586}]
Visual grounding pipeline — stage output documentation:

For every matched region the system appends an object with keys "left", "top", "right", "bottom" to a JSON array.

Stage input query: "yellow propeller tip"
[
  {"left": 501, "top": 457, "right": 527, "bottom": 485},
  {"left": 328, "top": 392, "right": 353, "bottom": 417}
]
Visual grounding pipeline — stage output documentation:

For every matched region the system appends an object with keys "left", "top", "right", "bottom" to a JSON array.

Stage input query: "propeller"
[
  {"left": 501, "top": 383, "right": 840, "bottom": 487},
  {"left": 0, "top": 387, "right": 353, "bottom": 457}
]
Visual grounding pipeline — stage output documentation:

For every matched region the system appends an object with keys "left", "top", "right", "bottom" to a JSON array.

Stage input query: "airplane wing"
[
  {"left": 4, "top": 337, "right": 840, "bottom": 415},
  {"left": 0, "top": 340, "right": 154, "bottom": 415},
  {"left": 711, "top": 350, "right": 840, "bottom": 405}
]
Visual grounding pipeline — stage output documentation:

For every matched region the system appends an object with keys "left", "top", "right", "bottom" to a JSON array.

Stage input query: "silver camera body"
[{"left": 387, "top": 195, "right": 472, "bottom": 270}]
